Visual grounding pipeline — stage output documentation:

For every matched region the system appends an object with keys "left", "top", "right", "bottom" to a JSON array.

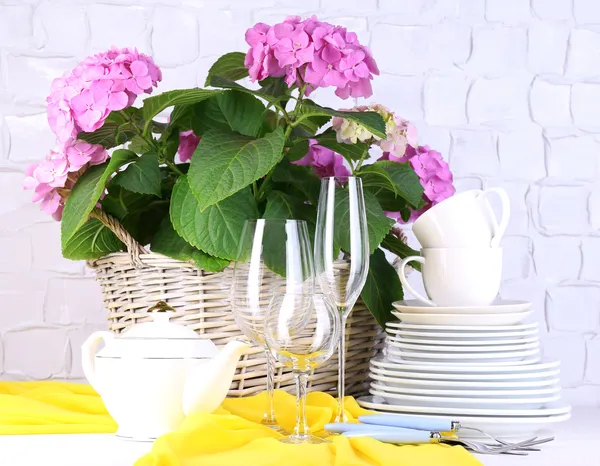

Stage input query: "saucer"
[{"left": 392, "top": 300, "right": 532, "bottom": 315}]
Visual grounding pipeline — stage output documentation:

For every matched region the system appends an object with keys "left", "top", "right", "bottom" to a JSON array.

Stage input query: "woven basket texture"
[{"left": 89, "top": 250, "right": 384, "bottom": 397}]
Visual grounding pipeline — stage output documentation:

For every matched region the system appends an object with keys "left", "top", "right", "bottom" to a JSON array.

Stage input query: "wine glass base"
[
  {"left": 280, "top": 434, "right": 331, "bottom": 444},
  {"left": 261, "top": 420, "right": 287, "bottom": 435}
]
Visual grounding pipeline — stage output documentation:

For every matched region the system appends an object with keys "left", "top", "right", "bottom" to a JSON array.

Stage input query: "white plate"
[
  {"left": 387, "top": 356, "right": 541, "bottom": 366},
  {"left": 386, "top": 340, "right": 540, "bottom": 352},
  {"left": 387, "top": 321, "right": 538, "bottom": 332},
  {"left": 369, "top": 389, "right": 562, "bottom": 410},
  {"left": 356, "top": 397, "right": 571, "bottom": 437},
  {"left": 392, "top": 299, "right": 532, "bottom": 314},
  {"left": 386, "top": 334, "right": 540, "bottom": 346},
  {"left": 371, "top": 357, "right": 559, "bottom": 373},
  {"left": 370, "top": 381, "right": 561, "bottom": 397},
  {"left": 391, "top": 310, "right": 533, "bottom": 326},
  {"left": 370, "top": 372, "right": 561, "bottom": 388},
  {"left": 387, "top": 347, "right": 540, "bottom": 361},
  {"left": 369, "top": 366, "right": 561, "bottom": 382}
]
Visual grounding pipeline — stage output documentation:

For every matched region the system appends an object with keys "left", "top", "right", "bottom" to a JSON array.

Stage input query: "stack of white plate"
[{"left": 357, "top": 299, "right": 572, "bottom": 437}]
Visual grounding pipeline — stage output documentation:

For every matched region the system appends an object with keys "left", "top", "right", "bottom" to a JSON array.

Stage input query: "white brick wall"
[{"left": 0, "top": 0, "right": 599, "bottom": 404}]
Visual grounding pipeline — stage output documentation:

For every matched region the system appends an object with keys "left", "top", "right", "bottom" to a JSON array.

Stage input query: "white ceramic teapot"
[{"left": 81, "top": 304, "right": 251, "bottom": 440}]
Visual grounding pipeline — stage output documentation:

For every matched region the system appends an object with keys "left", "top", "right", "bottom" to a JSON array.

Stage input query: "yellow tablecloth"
[{"left": 0, "top": 382, "right": 481, "bottom": 466}]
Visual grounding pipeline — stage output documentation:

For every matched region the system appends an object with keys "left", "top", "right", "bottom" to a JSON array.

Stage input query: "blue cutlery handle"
[
  {"left": 325, "top": 423, "right": 417, "bottom": 434},
  {"left": 343, "top": 428, "right": 432, "bottom": 444},
  {"left": 358, "top": 414, "right": 453, "bottom": 432}
]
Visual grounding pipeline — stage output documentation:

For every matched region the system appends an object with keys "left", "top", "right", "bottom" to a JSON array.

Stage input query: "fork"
[
  {"left": 358, "top": 413, "right": 545, "bottom": 448},
  {"left": 341, "top": 428, "right": 537, "bottom": 455}
]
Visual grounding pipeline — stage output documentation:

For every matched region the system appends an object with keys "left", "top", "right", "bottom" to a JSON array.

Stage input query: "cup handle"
[
  {"left": 478, "top": 188, "right": 511, "bottom": 248},
  {"left": 398, "top": 256, "right": 436, "bottom": 307}
]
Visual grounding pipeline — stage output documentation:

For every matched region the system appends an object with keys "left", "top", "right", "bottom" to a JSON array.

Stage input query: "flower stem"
[{"left": 353, "top": 146, "right": 370, "bottom": 173}]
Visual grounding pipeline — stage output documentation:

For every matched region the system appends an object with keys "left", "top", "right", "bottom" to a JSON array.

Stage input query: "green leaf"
[
  {"left": 128, "top": 135, "right": 153, "bottom": 154},
  {"left": 61, "top": 149, "right": 137, "bottom": 247},
  {"left": 62, "top": 218, "right": 124, "bottom": 260},
  {"left": 78, "top": 122, "right": 137, "bottom": 149},
  {"left": 314, "top": 129, "right": 370, "bottom": 163},
  {"left": 189, "top": 98, "right": 231, "bottom": 135},
  {"left": 359, "top": 161, "right": 424, "bottom": 208},
  {"left": 213, "top": 91, "right": 266, "bottom": 137},
  {"left": 170, "top": 176, "right": 258, "bottom": 260},
  {"left": 142, "top": 88, "right": 224, "bottom": 122},
  {"left": 111, "top": 152, "right": 162, "bottom": 197},
  {"left": 361, "top": 249, "right": 404, "bottom": 328},
  {"left": 204, "top": 52, "right": 248, "bottom": 86},
  {"left": 297, "top": 99, "right": 332, "bottom": 134},
  {"left": 299, "top": 101, "right": 386, "bottom": 139},
  {"left": 151, "top": 217, "right": 229, "bottom": 272},
  {"left": 334, "top": 189, "right": 394, "bottom": 254},
  {"left": 367, "top": 187, "right": 410, "bottom": 212},
  {"left": 188, "top": 127, "right": 285, "bottom": 211},
  {"left": 258, "top": 77, "right": 289, "bottom": 98},
  {"left": 380, "top": 233, "right": 421, "bottom": 269},
  {"left": 285, "top": 139, "right": 310, "bottom": 162},
  {"left": 101, "top": 185, "right": 168, "bottom": 246},
  {"left": 208, "top": 75, "right": 278, "bottom": 105},
  {"left": 272, "top": 158, "right": 321, "bottom": 205}
]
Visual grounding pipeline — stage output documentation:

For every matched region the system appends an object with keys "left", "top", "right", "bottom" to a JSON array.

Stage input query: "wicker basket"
[{"left": 87, "top": 210, "right": 384, "bottom": 397}]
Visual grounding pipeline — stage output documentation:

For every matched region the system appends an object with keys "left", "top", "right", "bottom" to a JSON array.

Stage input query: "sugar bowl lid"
[{"left": 97, "top": 301, "right": 218, "bottom": 359}]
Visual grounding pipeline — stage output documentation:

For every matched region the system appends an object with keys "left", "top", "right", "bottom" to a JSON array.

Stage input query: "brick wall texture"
[{"left": 0, "top": 0, "right": 599, "bottom": 405}]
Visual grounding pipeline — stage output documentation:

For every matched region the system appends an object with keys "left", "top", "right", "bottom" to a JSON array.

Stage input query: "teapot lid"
[
  {"left": 123, "top": 312, "right": 199, "bottom": 340},
  {"left": 97, "top": 302, "right": 218, "bottom": 359}
]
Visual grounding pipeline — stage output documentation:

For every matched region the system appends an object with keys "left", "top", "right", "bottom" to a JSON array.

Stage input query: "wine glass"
[
  {"left": 314, "top": 176, "right": 369, "bottom": 423},
  {"left": 231, "top": 219, "right": 315, "bottom": 432},
  {"left": 265, "top": 293, "right": 340, "bottom": 444}
]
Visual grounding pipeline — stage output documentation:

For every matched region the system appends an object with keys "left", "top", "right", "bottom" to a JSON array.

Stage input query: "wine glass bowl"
[
  {"left": 231, "top": 219, "right": 315, "bottom": 432},
  {"left": 265, "top": 293, "right": 340, "bottom": 444}
]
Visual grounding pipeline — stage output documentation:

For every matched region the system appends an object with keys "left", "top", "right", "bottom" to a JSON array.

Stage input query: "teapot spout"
[{"left": 182, "top": 339, "right": 252, "bottom": 416}]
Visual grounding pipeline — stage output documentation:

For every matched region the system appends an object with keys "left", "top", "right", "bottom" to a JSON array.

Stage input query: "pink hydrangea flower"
[
  {"left": 244, "top": 16, "right": 378, "bottom": 98},
  {"left": 66, "top": 141, "right": 108, "bottom": 171},
  {"left": 380, "top": 145, "right": 455, "bottom": 223},
  {"left": 177, "top": 130, "right": 201, "bottom": 163},
  {"left": 46, "top": 46, "right": 161, "bottom": 141},
  {"left": 29, "top": 46, "right": 163, "bottom": 220},
  {"left": 293, "top": 139, "right": 351, "bottom": 179}
]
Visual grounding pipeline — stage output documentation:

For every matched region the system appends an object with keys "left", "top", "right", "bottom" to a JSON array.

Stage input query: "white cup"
[
  {"left": 412, "top": 188, "right": 510, "bottom": 248},
  {"left": 398, "top": 248, "right": 503, "bottom": 307}
]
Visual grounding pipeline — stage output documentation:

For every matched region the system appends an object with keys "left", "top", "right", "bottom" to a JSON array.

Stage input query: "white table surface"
[{"left": 0, "top": 407, "right": 597, "bottom": 466}]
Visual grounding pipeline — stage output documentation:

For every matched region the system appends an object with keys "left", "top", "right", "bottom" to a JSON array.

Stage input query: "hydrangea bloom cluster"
[
  {"left": 381, "top": 145, "right": 455, "bottom": 222},
  {"left": 244, "top": 16, "right": 379, "bottom": 98},
  {"left": 332, "top": 103, "right": 418, "bottom": 159},
  {"left": 293, "top": 139, "right": 350, "bottom": 178},
  {"left": 24, "top": 47, "right": 162, "bottom": 220}
]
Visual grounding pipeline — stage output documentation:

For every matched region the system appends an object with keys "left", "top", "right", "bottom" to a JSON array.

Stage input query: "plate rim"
[
  {"left": 371, "top": 357, "right": 560, "bottom": 372},
  {"left": 369, "top": 366, "right": 562, "bottom": 382},
  {"left": 369, "top": 381, "right": 562, "bottom": 397},
  {"left": 387, "top": 347, "right": 540, "bottom": 359},
  {"left": 369, "top": 388, "right": 561, "bottom": 404},
  {"left": 369, "top": 368, "right": 560, "bottom": 388},
  {"left": 356, "top": 396, "right": 572, "bottom": 420},
  {"left": 386, "top": 341, "right": 540, "bottom": 352},
  {"left": 386, "top": 334, "right": 540, "bottom": 345},
  {"left": 392, "top": 299, "right": 533, "bottom": 313},
  {"left": 386, "top": 321, "right": 539, "bottom": 331}
]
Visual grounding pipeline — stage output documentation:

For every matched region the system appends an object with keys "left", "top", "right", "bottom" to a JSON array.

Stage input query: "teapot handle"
[{"left": 81, "top": 331, "right": 114, "bottom": 392}]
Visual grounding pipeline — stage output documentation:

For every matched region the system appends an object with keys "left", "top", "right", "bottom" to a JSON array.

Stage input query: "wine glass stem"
[
  {"left": 336, "top": 311, "right": 349, "bottom": 423},
  {"left": 262, "top": 347, "right": 278, "bottom": 426},
  {"left": 294, "top": 371, "right": 309, "bottom": 437}
]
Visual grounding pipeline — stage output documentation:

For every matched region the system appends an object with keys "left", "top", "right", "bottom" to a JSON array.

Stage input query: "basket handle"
[{"left": 90, "top": 207, "right": 147, "bottom": 268}]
